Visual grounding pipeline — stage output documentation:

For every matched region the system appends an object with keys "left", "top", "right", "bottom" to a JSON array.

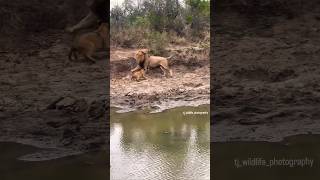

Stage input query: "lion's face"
[
  {"left": 97, "top": 23, "right": 108, "bottom": 39},
  {"left": 135, "top": 51, "right": 146, "bottom": 65}
]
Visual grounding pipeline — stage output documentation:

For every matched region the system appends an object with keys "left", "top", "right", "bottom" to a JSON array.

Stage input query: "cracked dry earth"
[{"left": 110, "top": 47, "right": 210, "bottom": 113}]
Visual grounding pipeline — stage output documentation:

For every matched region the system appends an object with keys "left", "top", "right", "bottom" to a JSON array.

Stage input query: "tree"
[{"left": 185, "top": 0, "right": 210, "bottom": 34}]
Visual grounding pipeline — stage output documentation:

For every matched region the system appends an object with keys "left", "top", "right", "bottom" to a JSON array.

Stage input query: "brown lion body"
[
  {"left": 132, "top": 50, "right": 173, "bottom": 77},
  {"left": 131, "top": 69, "right": 146, "bottom": 81},
  {"left": 68, "top": 23, "right": 108, "bottom": 64}
]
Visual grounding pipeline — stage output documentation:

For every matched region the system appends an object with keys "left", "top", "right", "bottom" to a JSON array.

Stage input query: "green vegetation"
[{"left": 110, "top": 0, "right": 210, "bottom": 54}]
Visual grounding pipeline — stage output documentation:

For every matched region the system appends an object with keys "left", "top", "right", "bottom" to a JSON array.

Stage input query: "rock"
[
  {"left": 87, "top": 100, "right": 105, "bottom": 119},
  {"left": 178, "top": 88, "right": 186, "bottom": 93},
  {"left": 192, "top": 47, "right": 204, "bottom": 52},
  {"left": 61, "top": 129, "right": 76, "bottom": 146},
  {"left": 46, "top": 97, "right": 64, "bottom": 109},
  {"left": 183, "top": 73, "right": 194, "bottom": 78},
  {"left": 125, "top": 92, "right": 135, "bottom": 96},
  {"left": 183, "top": 82, "right": 203, "bottom": 88},
  {"left": 72, "top": 99, "right": 88, "bottom": 112},
  {"left": 56, "top": 97, "right": 76, "bottom": 109}
]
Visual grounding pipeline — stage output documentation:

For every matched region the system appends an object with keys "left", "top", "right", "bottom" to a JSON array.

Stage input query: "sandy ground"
[
  {"left": 212, "top": 9, "right": 320, "bottom": 142},
  {"left": 110, "top": 46, "right": 210, "bottom": 112}
]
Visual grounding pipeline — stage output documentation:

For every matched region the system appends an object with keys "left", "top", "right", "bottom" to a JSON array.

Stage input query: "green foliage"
[
  {"left": 132, "top": 16, "right": 150, "bottom": 28},
  {"left": 110, "top": 0, "right": 210, "bottom": 48},
  {"left": 185, "top": 0, "right": 210, "bottom": 14},
  {"left": 147, "top": 31, "right": 168, "bottom": 55},
  {"left": 186, "top": 15, "right": 193, "bottom": 24},
  {"left": 184, "top": 0, "right": 210, "bottom": 35}
]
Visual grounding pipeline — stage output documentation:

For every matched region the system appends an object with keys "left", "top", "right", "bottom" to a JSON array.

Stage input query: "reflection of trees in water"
[
  {"left": 112, "top": 107, "right": 210, "bottom": 153},
  {"left": 110, "top": 107, "right": 210, "bottom": 179}
]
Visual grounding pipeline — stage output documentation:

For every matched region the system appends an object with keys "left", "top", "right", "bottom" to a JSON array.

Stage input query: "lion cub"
[
  {"left": 68, "top": 23, "right": 108, "bottom": 64},
  {"left": 131, "top": 68, "right": 146, "bottom": 82}
]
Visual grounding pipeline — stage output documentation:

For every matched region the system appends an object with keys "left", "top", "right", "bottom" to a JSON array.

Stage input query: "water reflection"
[{"left": 110, "top": 106, "right": 210, "bottom": 180}]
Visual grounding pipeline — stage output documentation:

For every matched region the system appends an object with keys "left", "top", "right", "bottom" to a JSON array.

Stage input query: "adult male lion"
[{"left": 132, "top": 50, "right": 173, "bottom": 78}]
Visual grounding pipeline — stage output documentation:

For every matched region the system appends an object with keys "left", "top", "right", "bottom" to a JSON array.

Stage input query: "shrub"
[
  {"left": 147, "top": 31, "right": 168, "bottom": 55},
  {"left": 110, "top": 26, "right": 149, "bottom": 48}
]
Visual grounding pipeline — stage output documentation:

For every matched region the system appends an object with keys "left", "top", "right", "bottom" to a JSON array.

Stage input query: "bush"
[
  {"left": 110, "top": 26, "right": 149, "bottom": 48},
  {"left": 111, "top": 26, "right": 169, "bottom": 55},
  {"left": 110, "top": 0, "right": 210, "bottom": 48},
  {"left": 147, "top": 32, "right": 169, "bottom": 55}
]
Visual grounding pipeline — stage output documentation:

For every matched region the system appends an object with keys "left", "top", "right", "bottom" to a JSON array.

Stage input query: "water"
[
  {"left": 213, "top": 135, "right": 320, "bottom": 180},
  {"left": 2, "top": 106, "right": 320, "bottom": 180},
  {"left": 0, "top": 143, "right": 108, "bottom": 180},
  {"left": 110, "top": 105, "right": 211, "bottom": 180}
]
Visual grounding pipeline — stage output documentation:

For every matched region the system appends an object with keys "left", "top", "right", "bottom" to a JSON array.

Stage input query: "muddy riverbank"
[
  {"left": 213, "top": 0, "right": 320, "bottom": 142},
  {"left": 110, "top": 46, "right": 210, "bottom": 112},
  {"left": 0, "top": 35, "right": 109, "bottom": 159},
  {"left": 0, "top": 37, "right": 209, "bottom": 161},
  {"left": 0, "top": 0, "right": 109, "bottom": 160},
  {"left": 0, "top": 0, "right": 211, "bottom": 162}
]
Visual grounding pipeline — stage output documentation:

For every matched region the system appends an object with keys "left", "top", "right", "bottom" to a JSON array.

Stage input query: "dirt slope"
[
  {"left": 0, "top": 0, "right": 108, "bottom": 160},
  {"left": 110, "top": 47, "right": 210, "bottom": 112},
  {"left": 213, "top": 1, "right": 320, "bottom": 141}
]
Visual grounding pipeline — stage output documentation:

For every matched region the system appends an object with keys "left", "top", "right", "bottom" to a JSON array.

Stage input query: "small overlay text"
[
  {"left": 183, "top": 111, "right": 209, "bottom": 115},
  {"left": 234, "top": 157, "right": 314, "bottom": 168}
]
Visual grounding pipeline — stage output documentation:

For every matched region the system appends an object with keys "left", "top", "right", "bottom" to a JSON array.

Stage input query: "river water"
[{"left": 110, "top": 105, "right": 211, "bottom": 180}]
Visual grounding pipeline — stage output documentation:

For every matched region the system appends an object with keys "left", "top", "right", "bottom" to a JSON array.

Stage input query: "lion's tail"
[{"left": 167, "top": 54, "right": 175, "bottom": 60}]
